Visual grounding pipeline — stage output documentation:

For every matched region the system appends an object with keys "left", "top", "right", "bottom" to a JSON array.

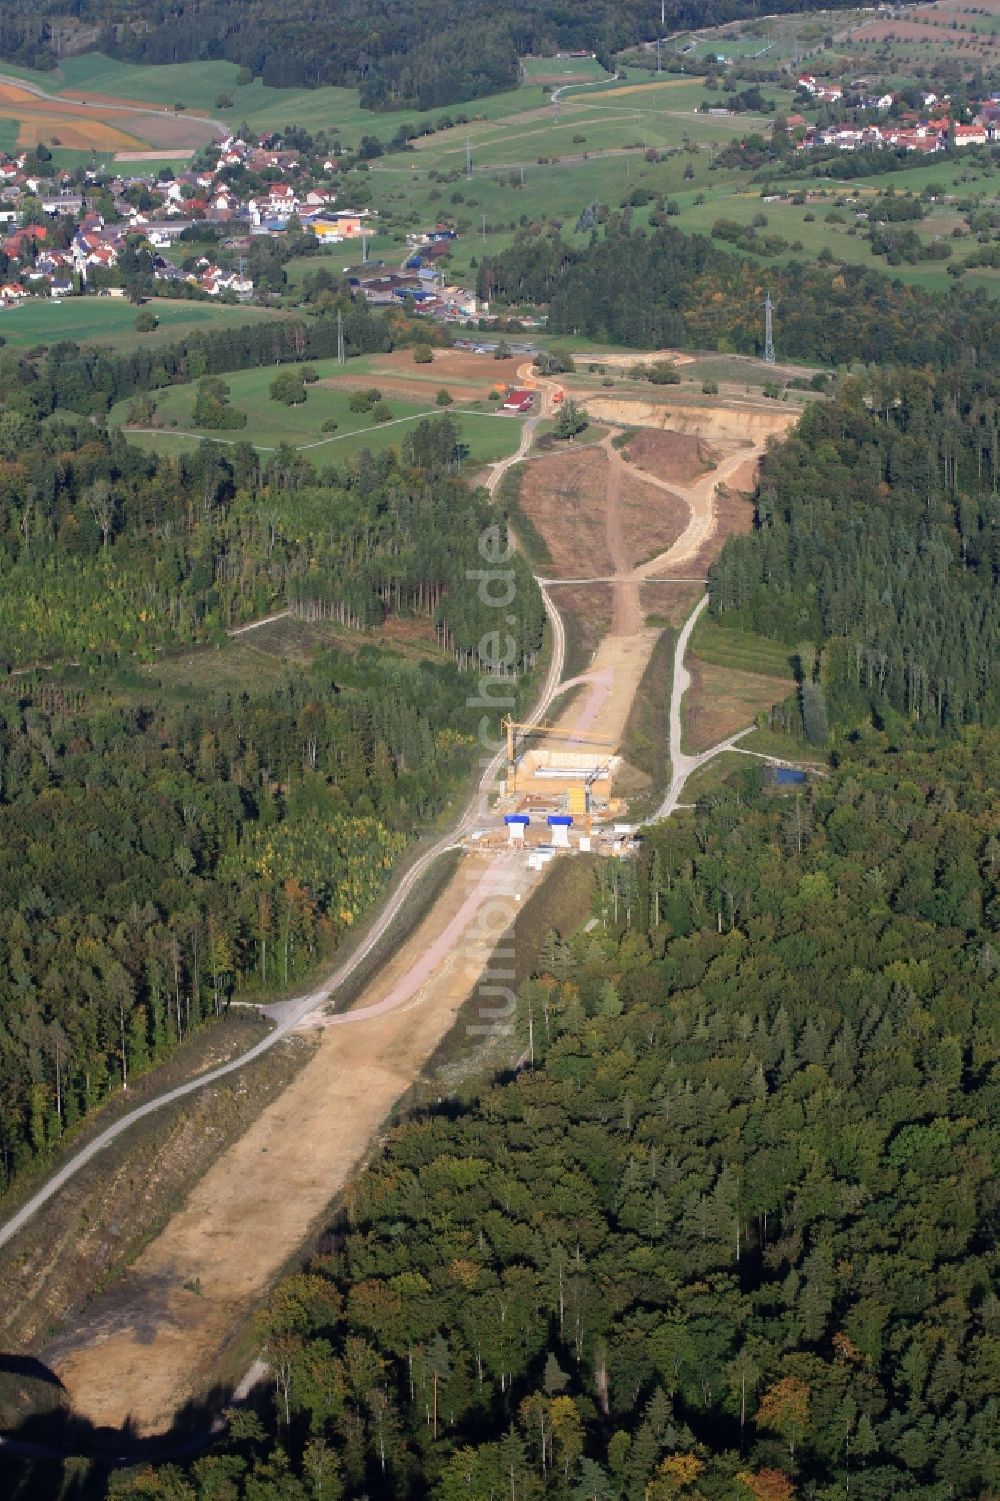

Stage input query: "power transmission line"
[{"left": 763, "top": 291, "right": 775, "bottom": 365}]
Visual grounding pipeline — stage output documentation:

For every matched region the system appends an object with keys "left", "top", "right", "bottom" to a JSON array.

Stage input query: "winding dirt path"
[
  {"left": 636, "top": 444, "right": 759, "bottom": 578},
  {"left": 4, "top": 369, "right": 782, "bottom": 1442},
  {"left": 6, "top": 398, "right": 559, "bottom": 1438}
]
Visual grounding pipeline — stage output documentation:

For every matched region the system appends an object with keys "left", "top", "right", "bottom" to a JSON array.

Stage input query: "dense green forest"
[
  {"left": 0, "top": 407, "right": 543, "bottom": 668},
  {"left": 94, "top": 729, "right": 1000, "bottom": 1501},
  {"left": 709, "top": 368, "right": 1000, "bottom": 736},
  {"left": 0, "top": 0, "right": 861, "bottom": 102},
  {"left": 478, "top": 225, "right": 1000, "bottom": 370},
  {"left": 0, "top": 656, "right": 438, "bottom": 1188},
  {"left": 0, "top": 409, "right": 544, "bottom": 1193}
]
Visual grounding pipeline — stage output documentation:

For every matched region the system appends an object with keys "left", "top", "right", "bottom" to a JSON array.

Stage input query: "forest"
[
  {"left": 709, "top": 368, "right": 1000, "bottom": 736},
  {"left": 0, "top": 0, "right": 861, "bottom": 102},
  {"left": 477, "top": 225, "right": 1000, "bottom": 371},
  {"left": 96, "top": 729, "right": 1000, "bottom": 1500},
  {"left": 0, "top": 392, "right": 549, "bottom": 668},
  {"left": 40, "top": 318, "right": 998, "bottom": 1501},
  {"left": 0, "top": 299, "right": 393, "bottom": 420},
  {"left": 0, "top": 412, "right": 545, "bottom": 1193}
]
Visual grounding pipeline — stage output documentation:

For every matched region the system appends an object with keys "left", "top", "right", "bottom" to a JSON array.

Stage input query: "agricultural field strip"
[{"left": 0, "top": 70, "right": 224, "bottom": 131}]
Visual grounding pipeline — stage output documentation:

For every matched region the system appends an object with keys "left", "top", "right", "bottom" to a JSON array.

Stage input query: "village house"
[{"left": 307, "top": 209, "right": 370, "bottom": 241}]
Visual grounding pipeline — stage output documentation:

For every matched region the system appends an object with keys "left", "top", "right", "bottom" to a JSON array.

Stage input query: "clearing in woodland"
[
  {"left": 683, "top": 657, "right": 796, "bottom": 753},
  {"left": 24, "top": 379, "right": 793, "bottom": 1439}
]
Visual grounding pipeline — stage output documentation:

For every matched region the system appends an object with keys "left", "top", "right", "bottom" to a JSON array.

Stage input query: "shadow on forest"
[{"left": 0, "top": 1350, "right": 264, "bottom": 1498}]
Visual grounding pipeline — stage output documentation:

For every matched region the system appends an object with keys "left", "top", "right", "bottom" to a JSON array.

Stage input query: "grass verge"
[
  {"left": 498, "top": 461, "right": 553, "bottom": 569},
  {"left": 619, "top": 626, "right": 674, "bottom": 820},
  {"left": 690, "top": 618, "right": 797, "bottom": 677}
]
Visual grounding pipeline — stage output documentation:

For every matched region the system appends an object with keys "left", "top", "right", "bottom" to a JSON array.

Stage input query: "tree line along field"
[
  {"left": 655, "top": 184, "right": 1000, "bottom": 295},
  {"left": 109, "top": 359, "right": 529, "bottom": 463}
]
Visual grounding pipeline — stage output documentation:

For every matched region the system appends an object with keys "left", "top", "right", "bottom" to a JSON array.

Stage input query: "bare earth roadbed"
[
  {"left": 35, "top": 382, "right": 787, "bottom": 1437},
  {"left": 46, "top": 852, "right": 541, "bottom": 1435}
]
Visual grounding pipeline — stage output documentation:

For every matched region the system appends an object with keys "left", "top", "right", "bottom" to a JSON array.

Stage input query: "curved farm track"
[{"left": 0, "top": 71, "right": 224, "bottom": 151}]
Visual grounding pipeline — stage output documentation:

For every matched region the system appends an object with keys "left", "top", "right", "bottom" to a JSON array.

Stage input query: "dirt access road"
[
  {"left": 532, "top": 408, "right": 774, "bottom": 753},
  {"left": 0, "top": 398, "right": 554, "bottom": 1255},
  {"left": 47, "top": 852, "right": 542, "bottom": 1435},
  {"left": 13, "top": 363, "right": 788, "bottom": 1438}
]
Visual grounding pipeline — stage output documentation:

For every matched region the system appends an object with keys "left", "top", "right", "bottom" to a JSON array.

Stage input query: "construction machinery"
[
  {"left": 500, "top": 717, "right": 615, "bottom": 803},
  {"left": 567, "top": 763, "right": 617, "bottom": 835}
]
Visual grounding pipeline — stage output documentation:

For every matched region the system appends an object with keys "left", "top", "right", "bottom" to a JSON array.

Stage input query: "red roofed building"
[{"left": 503, "top": 388, "right": 534, "bottom": 413}]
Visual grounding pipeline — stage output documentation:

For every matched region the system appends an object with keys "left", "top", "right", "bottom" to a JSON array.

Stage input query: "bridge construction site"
[{"left": 465, "top": 715, "right": 640, "bottom": 862}]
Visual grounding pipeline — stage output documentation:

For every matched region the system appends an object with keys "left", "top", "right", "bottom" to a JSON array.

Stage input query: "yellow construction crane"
[{"left": 501, "top": 716, "right": 614, "bottom": 797}]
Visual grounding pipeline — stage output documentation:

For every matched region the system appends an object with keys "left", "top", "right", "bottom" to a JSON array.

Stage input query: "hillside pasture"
[
  {"left": 520, "top": 55, "right": 609, "bottom": 85},
  {"left": 0, "top": 73, "right": 220, "bottom": 151},
  {"left": 42, "top": 55, "right": 555, "bottom": 144},
  {"left": 109, "top": 358, "right": 528, "bottom": 464},
  {"left": 0, "top": 297, "right": 291, "bottom": 352}
]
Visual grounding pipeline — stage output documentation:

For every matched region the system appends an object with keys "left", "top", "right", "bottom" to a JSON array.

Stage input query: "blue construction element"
[
  {"left": 504, "top": 814, "right": 530, "bottom": 825},
  {"left": 547, "top": 815, "right": 573, "bottom": 826}
]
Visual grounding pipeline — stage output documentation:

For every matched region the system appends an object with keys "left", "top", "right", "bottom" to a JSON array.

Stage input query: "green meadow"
[
  {"left": 110, "top": 357, "right": 528, "bottom": 463},
  {"left": 520, "top": 56, "right": 609, "bottom": 82},
  {"left": 0, "top": 297, "right": 291, "bottom": 351}
]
